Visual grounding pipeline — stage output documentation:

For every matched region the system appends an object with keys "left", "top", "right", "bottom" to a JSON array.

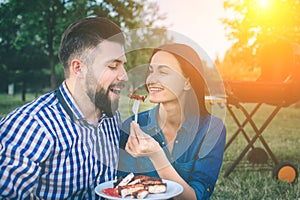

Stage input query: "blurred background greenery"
[
  {"left": 1, "top": 0, "right": 300, "bottom": 199},
  {"left": 0, "top": 0, "right": 170, "bottom": 101},
  {"left": 2, "top": 0, "right": 300, "bottom": 101}
]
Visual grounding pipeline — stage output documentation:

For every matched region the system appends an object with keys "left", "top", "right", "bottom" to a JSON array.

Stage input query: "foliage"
[
  {"left": 217, "top": 0, "right": 300, "bottom": 80},
  {"left": 216, "top": 45, "right": 261, "bottom": 81},
  {"left": 0, "top": 0, "right": 167, "bottom": 100}
]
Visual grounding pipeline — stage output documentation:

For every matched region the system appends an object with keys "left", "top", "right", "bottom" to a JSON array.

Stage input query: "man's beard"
[
  {"left": 85, "top": 68, "right": 119, "bottom": 117},
  {"left": 93, "top": 87, "right": 118, "bottom": 117}
]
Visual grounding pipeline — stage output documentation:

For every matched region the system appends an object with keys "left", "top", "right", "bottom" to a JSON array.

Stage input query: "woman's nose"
[{"left": 146, "top": 73, "right": 158, "bottom": 84}]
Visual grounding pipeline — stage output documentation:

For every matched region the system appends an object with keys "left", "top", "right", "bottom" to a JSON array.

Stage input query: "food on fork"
[{"left": 128, "top": 93, "right": 147, "bottom": 102}]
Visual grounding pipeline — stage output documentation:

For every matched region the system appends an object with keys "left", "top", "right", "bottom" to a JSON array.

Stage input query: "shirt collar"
[
  {"left": 144, "top": 105, "right": 160, "bottom": 135},
  {"left": 59, "top": 82, "right": 119, "bottom": 124},
  {"left": 59, "top": 81, "right": 85, "bottom": 120},
  {"left": 145, "top": 105, "right": 198, "bottom": 135}
]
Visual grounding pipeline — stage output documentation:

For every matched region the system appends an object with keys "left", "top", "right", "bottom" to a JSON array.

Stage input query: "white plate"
[{"left": 95, "top": 179, "right": 183, "bottom": 200}]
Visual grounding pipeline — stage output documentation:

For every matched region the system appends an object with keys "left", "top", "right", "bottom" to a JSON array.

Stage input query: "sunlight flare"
[{"left": 258, "top": 0, "right": 269, "bottom": 8}]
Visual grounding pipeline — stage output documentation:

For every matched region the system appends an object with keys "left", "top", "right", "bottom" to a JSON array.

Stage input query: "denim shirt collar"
[{"left": 145, "top": 105, "right": 198, "bottom": 136}]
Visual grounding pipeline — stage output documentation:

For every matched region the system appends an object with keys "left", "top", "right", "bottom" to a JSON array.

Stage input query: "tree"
[
  {"left": 218, "top": 0, "right": 300, "bottom": 80},
  {"left": 0, "top": 0, "right": 167, "bottom": 100}
]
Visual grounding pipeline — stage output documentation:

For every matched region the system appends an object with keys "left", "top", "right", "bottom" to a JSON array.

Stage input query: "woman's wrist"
[{"left": 149, "top": 148, "right": 170, "bottom": 170}]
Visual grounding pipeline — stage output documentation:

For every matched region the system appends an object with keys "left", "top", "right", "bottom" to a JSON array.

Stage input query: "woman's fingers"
[
  {"left": 127, "top": 132, "right": 139, "bottom": 150},
  {"left": 125, "top": 142, "right": 137, "bottom": 157},
  {"left": 125, "top": 134, "right": 139, "bottom": 157},
  {"left": 131, "top": 121, "right": 149, "bottom": 140},
  {"left": 126, "top": 121, "right": 161, "bottom": 157},
  {"left": 126, "top": 122, "right": 144, "bottom": 154},
  {"left": 130, "top": 121, "right": 140, "bottom": 144}
]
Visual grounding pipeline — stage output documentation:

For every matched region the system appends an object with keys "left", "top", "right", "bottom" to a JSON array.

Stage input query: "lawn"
[
  {"left": 0, "top": 93, "right": 36, "bottom": 118},
  {"left": 212, "top": 104, "right": 300, "bottom": 199},
  {"left": 0, "top": 93, "right": 299, "bottom": 199}
]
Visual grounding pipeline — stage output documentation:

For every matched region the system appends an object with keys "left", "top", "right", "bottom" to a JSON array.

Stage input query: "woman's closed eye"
[
  {"left": 159, "top": 71, "right": 169, "bottom": 76},
  {"left": 149, "top": 65, "right": 172, "bottom": 75}
]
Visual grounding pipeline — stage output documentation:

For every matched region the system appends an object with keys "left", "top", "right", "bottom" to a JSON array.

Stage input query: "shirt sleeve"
[
  {"left": 0, "top": 112, "right": 53, "bottom": 199},
  {"left": 117, "top": 123, "right": 135, "bottom": 177},
  {"left": 189, "top": 118, "right": 226, "bottom": 199}
]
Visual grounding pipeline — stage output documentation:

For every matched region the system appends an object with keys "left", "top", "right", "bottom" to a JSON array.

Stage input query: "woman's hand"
[
  {"left": 125, "top": 121, "right": 197, "bottom": 200},
  {"left": 125, "top": 121, "right": 161, "bottom": 158}
]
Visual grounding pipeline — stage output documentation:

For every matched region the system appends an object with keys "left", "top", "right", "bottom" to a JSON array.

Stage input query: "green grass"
[
  {"left": 0, "top": 93, "right": 36, "bottom": 118},
  {"left": 212, "top": 104, "right": 300, "bottom": 200},
  {"left": 1, "top": 93, "right": 300, "bottom": 199}
]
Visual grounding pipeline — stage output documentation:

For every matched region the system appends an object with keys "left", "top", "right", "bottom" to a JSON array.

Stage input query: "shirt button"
[
  {"left": 162, "top": 142, "right": 165, "bottom": 145},
  {"left": 175, "top": 140, "right": 178, "bottom": 144},
  {"left": 207, "top": 187, "right": 210, "bottom": 192}
]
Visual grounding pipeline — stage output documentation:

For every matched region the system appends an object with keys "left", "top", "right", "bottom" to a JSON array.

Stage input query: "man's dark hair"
[{"left": 58, "top": 17, "right": 125, "bottom": 77}]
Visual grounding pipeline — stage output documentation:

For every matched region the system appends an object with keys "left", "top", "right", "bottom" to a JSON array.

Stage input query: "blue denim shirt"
[{"left": 118, "top": 106, "right": 226, "bottom": 199}]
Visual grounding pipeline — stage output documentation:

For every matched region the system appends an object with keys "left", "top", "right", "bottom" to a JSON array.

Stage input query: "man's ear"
[
  {"left": 184, "top": 78, "right": 192, "bottom": 91},
  {"left": 70, "top": 59, "right": 83, "bottom": 77}
]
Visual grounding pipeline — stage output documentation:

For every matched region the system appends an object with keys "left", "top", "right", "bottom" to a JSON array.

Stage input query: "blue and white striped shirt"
[{"left": 0, "top": 82, "right": 121, "bottom": 199}]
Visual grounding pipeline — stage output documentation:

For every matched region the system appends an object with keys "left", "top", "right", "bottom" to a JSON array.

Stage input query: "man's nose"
[{"left": 117, "top": 66, "right": 128, "bottom": 81}]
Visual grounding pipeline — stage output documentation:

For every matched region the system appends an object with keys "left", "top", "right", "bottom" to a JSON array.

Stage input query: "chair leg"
[
  {"left": 224, "top": 103, "right": 281, "bottom": 177},
  {"left": 241, "top": 104, "right": 281, "bottom": 165},
  {"left": 225, "top": 103, "right": 261, "bottom": 150}
]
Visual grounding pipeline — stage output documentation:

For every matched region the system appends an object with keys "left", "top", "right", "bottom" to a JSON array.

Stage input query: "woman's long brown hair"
[{"left": 148, "top": 43, "right": 209, "bottom": 117}]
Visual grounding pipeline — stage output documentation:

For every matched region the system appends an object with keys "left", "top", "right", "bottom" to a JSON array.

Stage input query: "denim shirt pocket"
[{"left": 173, "top": 159, "right": 194, "bottom": 181}]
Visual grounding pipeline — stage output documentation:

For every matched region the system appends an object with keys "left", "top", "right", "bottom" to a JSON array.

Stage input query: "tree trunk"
[
  {"left": 22, "top": 80, "right": 26, "bottom": 102},
  {"left": 50, "top": 56, "right": 56, "bottom": 89},
  {"left": 46, "top": 1, "right": 56, "bottom": 90}
]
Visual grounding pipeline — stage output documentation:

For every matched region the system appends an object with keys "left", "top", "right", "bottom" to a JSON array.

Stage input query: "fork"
[{"left": 132, "top": 99, "right": 140, "bottom": 123}]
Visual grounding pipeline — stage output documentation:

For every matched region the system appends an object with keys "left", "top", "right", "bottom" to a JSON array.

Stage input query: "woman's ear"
[{"left": 183, "top": 78, "right": 192, "bottom": 91}]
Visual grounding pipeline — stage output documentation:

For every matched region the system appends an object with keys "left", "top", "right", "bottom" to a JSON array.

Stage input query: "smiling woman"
[
  {"left": 146, "top": 51, "right": 188, "bottom": 106},
  {"left": 118, "top": 43, "right": 226, "bottom": 200}
]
